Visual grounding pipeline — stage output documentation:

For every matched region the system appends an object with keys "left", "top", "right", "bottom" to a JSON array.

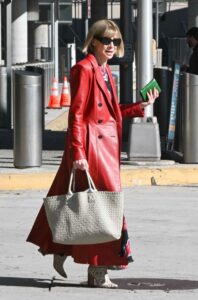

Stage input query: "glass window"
[{"left": 59, "top": 4, "right": 72, "bottom": 21}]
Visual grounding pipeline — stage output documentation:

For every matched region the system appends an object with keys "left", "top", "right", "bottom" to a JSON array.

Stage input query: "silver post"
[
  {"left": 51, "top": 2, "right": 55, "bottom": 76},
  {"left": 0, "top": 2, "right": 2, "bottom": 65},
  {"left": 155, "top": 0, "right": 159, "bottom": 48},
  {"left": 127, "top": 0, "right": 161, "bottom": 162},
  {"left": 54, "top": 0, "right": 59, "bottom": 80},
  {"left": 54, "top": 19, "right": 59, "bottom": 80},
  {"left": 137, "top": 0, "right": 153, "bottom": 117}
]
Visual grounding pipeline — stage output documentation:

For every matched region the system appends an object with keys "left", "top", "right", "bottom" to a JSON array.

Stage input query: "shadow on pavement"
[
  {"left": 0, "top": 277, "right": 50, "bottom": 289},
  {"left": 114, "top": 278, "right": 198, "bottom": 291},
  {"left": 0, "top": 277, "right": 198, "bottom": 291}
]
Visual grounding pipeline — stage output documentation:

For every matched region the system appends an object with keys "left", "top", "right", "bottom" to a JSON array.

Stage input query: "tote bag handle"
[{"left": 68, "top": 169, "right": 97, "bottom": 195}]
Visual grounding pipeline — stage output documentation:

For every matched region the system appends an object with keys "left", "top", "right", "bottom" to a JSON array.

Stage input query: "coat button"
[
  {"left": 98, "top": 135, "right": 103, "bottom": 139},
  {"left": 98, "top": 120, "right": 103, "bottom": 124},
  {"left": 98, "top": 103, "right": 102, "bottom": 107}
]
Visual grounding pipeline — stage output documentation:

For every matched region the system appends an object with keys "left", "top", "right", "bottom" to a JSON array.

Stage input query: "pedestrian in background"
[
  {"left": 183, "top": 27, "right": 198, "bottom": 75},
  {"left": 27, "top": 19, "right": 159, "bottom": 288}
]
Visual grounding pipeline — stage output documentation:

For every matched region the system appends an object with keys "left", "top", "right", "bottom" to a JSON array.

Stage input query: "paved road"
[{"left": 0, "top": 186, "right": 198, "bottom": 300}]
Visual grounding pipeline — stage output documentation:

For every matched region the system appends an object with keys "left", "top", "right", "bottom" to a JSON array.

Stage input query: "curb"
[
  {"left": 0, "top": 173, "right": 55, "bottom": 190},
  {"left": 1, "top": 166, "right": 198, "bottom": 190},
  {"left": 121, "top": 167, "right": 198, "bottom": 187}
]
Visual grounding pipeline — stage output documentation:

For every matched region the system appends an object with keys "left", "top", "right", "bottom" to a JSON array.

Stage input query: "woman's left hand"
[
  {"left": 73, "top": 159, "right": 89, "bottom": 171},
  {"left": 140, "top": 88, "right": 159, "bottom": 108}
]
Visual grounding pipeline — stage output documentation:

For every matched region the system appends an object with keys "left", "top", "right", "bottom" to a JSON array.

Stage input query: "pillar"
[
  {"left": 127, "top": 0, "right": 161, "bottom": 161},
  {"left": 188, "top": 0, "right": 198, "bottom": 28},
  {"left": 137, "top": 0, "right": 153, "bottom": 117},
  {"left": 12, "top": 0, "right": 28, "bottom": 64}
]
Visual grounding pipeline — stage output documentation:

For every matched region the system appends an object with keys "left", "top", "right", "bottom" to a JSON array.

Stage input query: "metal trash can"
[
  {"left": 183, "top": 72, "right": 198, "bottom": 163},
  {"left": 14, "top": 70, "right": 42, "bottom": 168},
  {"left": 26, "top": 63, "right": 53, "bottom": 107},
  {"left": 25, "top": 66, "right": 45, "bottom": 129}
]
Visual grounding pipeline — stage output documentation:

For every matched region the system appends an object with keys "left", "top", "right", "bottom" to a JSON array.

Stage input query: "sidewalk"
[{"left": 1, "top": 149, "right": 198, "bottom": 190}]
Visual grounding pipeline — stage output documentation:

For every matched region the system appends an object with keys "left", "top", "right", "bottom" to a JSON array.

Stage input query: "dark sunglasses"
[{"left": 94, "top": 36, "right": 121, "bottom": 46}]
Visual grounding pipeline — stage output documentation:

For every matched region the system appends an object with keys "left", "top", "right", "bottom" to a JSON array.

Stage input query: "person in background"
[
  {"left": 27, "top": 19, "right": 159, "bottom": 289},
  {"left": 183, "top": 27, "right": 198, "bottom": 75}
]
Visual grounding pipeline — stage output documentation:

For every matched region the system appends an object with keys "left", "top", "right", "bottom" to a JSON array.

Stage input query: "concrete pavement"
[{"left": 0, "top": 186, "right": 198, "bottom": 299}]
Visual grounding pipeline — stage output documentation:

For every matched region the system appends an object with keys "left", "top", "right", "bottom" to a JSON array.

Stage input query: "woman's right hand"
[
  {"left": 73, "top": 159, "right": 89, "bottom": 171},
  {"left": 139, "top": 87, "right": 159, "bottom": 108}
]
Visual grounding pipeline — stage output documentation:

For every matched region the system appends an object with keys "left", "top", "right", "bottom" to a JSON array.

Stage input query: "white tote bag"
[{"left": 43, "top": 169, "right": 124, "bottom": 245}]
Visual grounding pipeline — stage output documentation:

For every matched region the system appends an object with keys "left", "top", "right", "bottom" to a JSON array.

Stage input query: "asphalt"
[{"left": 0, "top": 186, "right": 198, "bottom": 300}]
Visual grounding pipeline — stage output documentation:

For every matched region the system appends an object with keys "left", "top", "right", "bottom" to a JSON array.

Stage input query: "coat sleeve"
[
  {"left": 119, "top": 102, "right": 145, "bottom": 118},
  {"left": 68, "top": 64, "right": 91, "bottom": 161}
]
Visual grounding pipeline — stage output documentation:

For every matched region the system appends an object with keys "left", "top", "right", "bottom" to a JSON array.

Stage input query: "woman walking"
[{"left": 27, "top": 19, "right": 159, "bottom": 288}]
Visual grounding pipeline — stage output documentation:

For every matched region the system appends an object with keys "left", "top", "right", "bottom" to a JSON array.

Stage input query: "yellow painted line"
[
  {"left": 1, "top": 167, "right": 198, "bottom": 190},
  {"left": 0, "top": 173, "right": 55, "bottom": 190},
  {"left": 121, "top": 167, "right": 198, "bottom": 186}
]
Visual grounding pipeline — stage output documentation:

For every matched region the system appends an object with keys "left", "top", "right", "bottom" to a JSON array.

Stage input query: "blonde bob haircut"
[{"left": 82, "top": 19, "right": 124, "bottom": 58}]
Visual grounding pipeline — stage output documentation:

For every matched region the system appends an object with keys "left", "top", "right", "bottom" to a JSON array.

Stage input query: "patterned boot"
[
  {"left": 53, "top": 254, "right": 67, "bottom": 278},
  {"left": 88, "top": 266, "right": 118, "bottom": 288}
]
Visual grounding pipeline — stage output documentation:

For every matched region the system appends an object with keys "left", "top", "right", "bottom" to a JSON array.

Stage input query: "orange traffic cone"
[
  {"left": 48, "top": 78, "right": 61, "bottom": 109},
  {"left": 60, "top": 76, "right": 71, "bottom": 107}
]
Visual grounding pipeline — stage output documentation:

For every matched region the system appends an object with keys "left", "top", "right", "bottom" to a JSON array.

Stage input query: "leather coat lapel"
[
  {"left": 87, "top": 54, "right": 115, "bottom": 112},
  {"left": 106, "top": 65, "right": 122, "bottom": 123}
]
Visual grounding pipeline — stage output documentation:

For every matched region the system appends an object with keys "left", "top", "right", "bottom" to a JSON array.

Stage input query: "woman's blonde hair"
[{"left": 82, "top": 19, "right": 124, "bottom": 58}]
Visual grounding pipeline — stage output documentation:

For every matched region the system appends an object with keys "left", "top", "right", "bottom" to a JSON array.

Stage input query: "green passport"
[{"left": 139, "top": 78, "right": 161, "bottom": 101}]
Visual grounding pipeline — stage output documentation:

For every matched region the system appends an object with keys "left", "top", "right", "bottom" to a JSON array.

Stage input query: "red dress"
[{"left": 27, "top": 54, "right": 144, "bottom": 267}]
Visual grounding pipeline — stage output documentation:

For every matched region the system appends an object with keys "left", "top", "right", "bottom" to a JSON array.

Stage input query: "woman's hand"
[
  {"left": 73, "top": 159, "right": 89, "bottom": 171},
  {"left": 139, "top": 88, "right": 159, "bottom": 108}
]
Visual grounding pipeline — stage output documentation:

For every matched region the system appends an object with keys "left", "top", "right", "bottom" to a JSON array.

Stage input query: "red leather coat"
[
  {"left": 68, "top": 53, "right": 144, "bottom": 191},
  {"left": 27, "top": 54, "right": 144, "bottom": 266}
]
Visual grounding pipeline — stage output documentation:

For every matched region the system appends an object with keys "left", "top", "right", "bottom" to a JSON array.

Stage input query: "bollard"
[
  {"left": 14, "top": 70, "right": 42, "bottom": 168},
  {"left": 183, "top": 72, "right": 198, "bottom": 163}
]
